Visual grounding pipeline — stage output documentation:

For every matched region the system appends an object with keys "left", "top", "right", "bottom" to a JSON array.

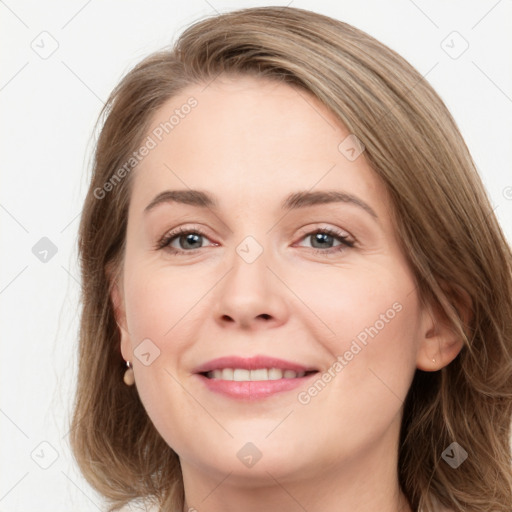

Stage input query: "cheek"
[
  {"left": 300, "top": 260, "right": 416, "bottom": 326},
  {"left": 121, "top": 264, "right": 206, "bottom": 450},
  {"left": 297, "top": 261, "right": 420, "bottom": 386},
  {"left": 289, "top": 264, "right": 420, "bottom": 457},
  {"left": 123, "top": 262, "right": 204, "bottom": 346}
]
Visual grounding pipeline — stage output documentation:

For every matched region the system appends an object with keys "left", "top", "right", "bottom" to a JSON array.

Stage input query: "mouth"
[
  {"left": 200, "top": 368, "right": 319, "bottom": 381},
  {"left": 193, "top": 355, "right": 320, "bottom": 400}
]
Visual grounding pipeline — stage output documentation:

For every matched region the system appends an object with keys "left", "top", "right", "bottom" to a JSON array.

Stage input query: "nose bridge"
[
  {"left": 227, "top": 232, "right": 271, "bottom": 298},
  {"left": 212, "top": 228, "right": 288, "bottom": 329}
]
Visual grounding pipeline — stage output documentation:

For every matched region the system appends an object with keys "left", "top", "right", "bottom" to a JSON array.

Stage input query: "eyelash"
[{"left": 156, "top": 225, "right": 355, "bottom": 256}]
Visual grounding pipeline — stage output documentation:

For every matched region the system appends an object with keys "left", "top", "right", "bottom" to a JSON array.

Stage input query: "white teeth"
[
  {"left": 206, "top": 368, "right": 308, "bottom": 381},
  {"left": 250, "top": 368, "right": 268, "bottom": 380},
  {"left": 268, "top": 368, "right": 283, "bottom": 380},
  {"left": 221, "top": 368, "right": 233, "bottom": 380},
  {"left": 233, "top": 369, "right": 250, "bottom": 381}
]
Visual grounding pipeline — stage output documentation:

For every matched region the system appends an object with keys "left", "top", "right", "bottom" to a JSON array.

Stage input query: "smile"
[
  {"left": 204, "top": 368, "right": 317, "bottom": 380},
  {"left": 193, "top": 355, "right": 320, "bottom": 400}
]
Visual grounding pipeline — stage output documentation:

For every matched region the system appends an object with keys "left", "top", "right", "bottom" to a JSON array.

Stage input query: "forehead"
[{"left": 127, "top": 75, "right": 387, "bottom": 217}]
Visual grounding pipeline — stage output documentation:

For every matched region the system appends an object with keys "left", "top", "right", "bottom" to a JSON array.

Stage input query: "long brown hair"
[{"left": 70, "top": 6, "right": 512, "bottom": 511}]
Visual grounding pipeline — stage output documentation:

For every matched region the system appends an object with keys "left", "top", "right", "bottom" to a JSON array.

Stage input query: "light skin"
[{"left": 111, "top": 75, "right": 463, "bottom": 512}]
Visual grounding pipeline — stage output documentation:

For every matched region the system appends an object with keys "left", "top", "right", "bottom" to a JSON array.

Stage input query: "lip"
[
  {"left": 192, "top": 355, "right": 318, "bottom": 374},
  {"left": 195, "top": 373, "right": 318, "bottom": 400},
  {"left": 192, "top": 355, "right": 319, "bottom": 401}
]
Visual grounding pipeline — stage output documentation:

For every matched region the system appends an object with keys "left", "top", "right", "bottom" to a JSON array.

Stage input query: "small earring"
[
  {"left": 123, "top": 360, "right": 135, "bottom": 386},
  {"left": 432, "top": 358, "right": 436, "bottom": 364}
]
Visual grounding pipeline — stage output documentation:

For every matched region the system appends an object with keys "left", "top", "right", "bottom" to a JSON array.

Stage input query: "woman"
[{"left": 70, "top": 6, "right": 512, "bottom": 512}]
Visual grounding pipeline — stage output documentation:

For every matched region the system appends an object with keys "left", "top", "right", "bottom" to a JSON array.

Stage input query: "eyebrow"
[{"left": 144, "top": 189, "right": 378, "bottom": 219}]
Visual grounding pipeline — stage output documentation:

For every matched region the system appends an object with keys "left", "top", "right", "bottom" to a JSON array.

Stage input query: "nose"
[{"left": 213, "top": 243, "right": 289, "bottom": 331}]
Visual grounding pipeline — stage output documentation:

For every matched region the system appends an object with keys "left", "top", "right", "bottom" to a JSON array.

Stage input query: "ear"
[
  {"left": 416, "top": 285, "right": 472, "bottom": 372},
  {"left": 107, "top": 263, "right": 132, "bottom": 362}
]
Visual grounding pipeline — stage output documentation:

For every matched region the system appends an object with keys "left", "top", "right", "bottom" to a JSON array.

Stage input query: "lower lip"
[{"left": 195, "top": 373, "right": 318, "bottom": 400}]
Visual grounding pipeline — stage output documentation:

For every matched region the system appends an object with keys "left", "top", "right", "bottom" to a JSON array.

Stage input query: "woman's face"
[{"left": 113, "top": 75, "right": 435, "bottom": 490}]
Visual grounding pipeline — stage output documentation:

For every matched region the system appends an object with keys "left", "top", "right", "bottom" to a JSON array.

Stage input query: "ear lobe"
[{"left": 416, "top": 285, "right": 472, "bottom": 372}]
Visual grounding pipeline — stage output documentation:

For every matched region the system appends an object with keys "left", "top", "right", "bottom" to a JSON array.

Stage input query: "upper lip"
[{"left": 193, "top": 355, "right": 319, "bottom": 374}]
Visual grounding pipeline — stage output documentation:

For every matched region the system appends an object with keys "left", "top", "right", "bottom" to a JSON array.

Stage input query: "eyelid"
[
  {"left": 294, "top": 225, "right": 356, "bottom": 253},
  {"left": 295, "top": 223, "right": 353, "bottom": 242},
  {"left": 155, "top": 224, "right": 215, "bottom": 251},
  {"left": 156, "top": 223, "right": 356, "bottom": 254}
]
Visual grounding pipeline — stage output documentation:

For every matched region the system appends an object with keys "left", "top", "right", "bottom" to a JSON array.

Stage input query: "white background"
[{"left": 1, "top": 0, "right": 511, "bottom": 510}]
